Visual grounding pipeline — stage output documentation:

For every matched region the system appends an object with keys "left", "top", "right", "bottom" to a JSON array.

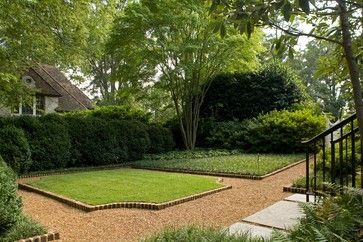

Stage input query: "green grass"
[
  {"left": 27, "top": 168, "right": 223, "bottom": 205},
  {"left": 132, "top": 153, "right": 304, "bottom": 176}
]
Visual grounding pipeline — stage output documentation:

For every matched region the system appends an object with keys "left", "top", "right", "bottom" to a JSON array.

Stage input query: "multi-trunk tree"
[{"left": 109, "top": 0, "right": 264, "bottom": 149}]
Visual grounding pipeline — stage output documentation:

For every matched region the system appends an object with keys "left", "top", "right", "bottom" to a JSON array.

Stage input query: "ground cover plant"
[
  {"left": 132, "top": 153, "right": 304, "bottom": 176},
  {"left": 27, "top": 169, "right": 223, "bottom": 205},
  {"left": 143, "top": 226, "right": 267, "bottom": 242}
]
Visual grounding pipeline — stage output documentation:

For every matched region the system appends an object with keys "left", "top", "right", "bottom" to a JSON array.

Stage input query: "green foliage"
[
  {"left": 278, "top": 185, "right": 363, "bottom": 241},
  {"left": 132, "top": 153, "right": 304, "bottom": 176},
  {"left": 0, "top": 126, "right": 31, "bottom": 173},
  {"left": 66, "top": 105, "right": 151, "bottom": 123},
  {"left": 144, "top": 149, "right": 242, "bottom": 160},
  {"left": 245, "top": 109, "right": 326, "bottom": 153},
  {"left": 201, "top": 62, "right": 307, "bottom": 121},
  {"left": 199, "top": 120, "right": 248, "bottom": 149},
  {"left": 0, "top": 215, "right": 46, "bottom": 242},
  {"left": 30, "top": 115, "right": 71, "bottom": 171},
  {"left": 147, "top": 125, "right": 175, "bottom": 154},
  {"left": 144, "top": 226, "right": 266, "bottom": 242},
  {"left": 0, "top": 158, "right": 22, "bottom": 236}
]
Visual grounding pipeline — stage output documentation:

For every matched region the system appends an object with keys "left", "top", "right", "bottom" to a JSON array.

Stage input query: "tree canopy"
[{"left": 109, "top": 0, "right": 264, "bottom": 149}]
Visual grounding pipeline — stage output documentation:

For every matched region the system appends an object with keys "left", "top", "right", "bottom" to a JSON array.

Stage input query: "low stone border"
[
  {"left": 283, "top": 186, "right": 306, "bottom": 194},
  {"left": 17, "top": 232, "right": 60, "bottom": 242},
  {"left": 18, "top": 183, "right": 232, "bottom": 212},
  {"left": 131, "top": 158, "right": 306, "bottom": 180},
  {"left": 19, "top": 164, "right": 129, "bottom": 179}
]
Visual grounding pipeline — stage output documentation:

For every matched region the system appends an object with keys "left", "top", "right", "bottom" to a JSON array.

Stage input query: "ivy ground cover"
[
  {"left": 27, "top": 168, "right": 223, "bottom": 205},
  {"left": 133, "top": 152, "right": 304, "bottom": 176}
]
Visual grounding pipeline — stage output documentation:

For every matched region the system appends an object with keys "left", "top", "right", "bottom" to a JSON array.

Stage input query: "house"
[{"left": 0, "top": 64, "right": 93, "bottom": 116}]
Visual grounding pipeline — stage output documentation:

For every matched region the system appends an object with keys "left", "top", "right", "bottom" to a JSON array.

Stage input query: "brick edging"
[
  {"left": 18, "top": 183, "right": 232, "bottom": 212},
  {"left": 17, "top": 232, "right": 60, "bottom": 242},
  {"left": 283, "top": 186, "right": 306, "bottom": 194},
  {"left": 131, "top": 158, "right": 306, "bottom": 180}
]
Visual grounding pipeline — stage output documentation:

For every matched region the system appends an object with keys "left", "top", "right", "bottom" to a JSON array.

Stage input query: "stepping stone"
[
  {"left": 227, "top": 222, "right": 275, "bottom": 239},
  {"left": 242, "top": 201, "right": 304, "bottom": 230},
  {"left": 284, "top": 194, "right": 316, "bottom": 203}
]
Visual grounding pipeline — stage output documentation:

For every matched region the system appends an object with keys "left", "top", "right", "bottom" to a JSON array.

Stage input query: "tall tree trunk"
[{"left": 337, "top": 0, "right": 363, "bottom": 142}]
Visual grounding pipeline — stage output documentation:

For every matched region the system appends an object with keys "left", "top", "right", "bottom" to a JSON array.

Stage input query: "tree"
[
  {"left": 211, "top": 0, "right": 363, "bottom": 141},
  {"left": 0, "top": 0, "right": 92, "bottom": 107},
  {"left": 109, "top": 0, "right": 264, "bottom": 149},
  {"left": 289, "top": 41, "right": 346, "bottom": 121}
]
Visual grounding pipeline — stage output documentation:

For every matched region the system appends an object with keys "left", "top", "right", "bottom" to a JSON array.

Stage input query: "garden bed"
[
  {"left": 131, "top": 153, "right": 305, "bottom": 179},
  {"left": 18, "top": 168, "right": 230, "bottom": 211}
]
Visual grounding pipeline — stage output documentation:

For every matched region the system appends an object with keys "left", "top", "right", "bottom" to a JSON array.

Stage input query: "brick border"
[
  {"left": 283, "top": 186, "right": 306, "bottom": 194},
  {"left": 17, "top": 232, "right": 60, "bottom": 242},
  {"left": 131, "top": 158, "right": 305, "bottom": 180},
  {"left": 18, "top": 183, "right": 232, "bottom": 212}
]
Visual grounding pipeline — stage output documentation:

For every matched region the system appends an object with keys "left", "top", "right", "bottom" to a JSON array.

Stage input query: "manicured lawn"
[
  {"left": 27, "top": 169, "right": 223, "bottom": 205},
  {"left": 132, "top": 153, "right": 304, "bottom": 176}
]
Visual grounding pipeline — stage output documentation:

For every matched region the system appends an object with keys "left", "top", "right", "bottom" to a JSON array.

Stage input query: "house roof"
[{"left": 28, "top": 64, "right": 94, "bottom": 112}]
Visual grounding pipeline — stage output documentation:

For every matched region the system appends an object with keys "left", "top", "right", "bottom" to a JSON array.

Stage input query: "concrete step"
[
  {"left": 227, "top": 222, "right": 275, "bottom": 239},
  {"left": 242, "top": 201, "right": 304, "bottom": 230},
  {"left": 284, "top": 193, "right": 317, "bottom": 203}
]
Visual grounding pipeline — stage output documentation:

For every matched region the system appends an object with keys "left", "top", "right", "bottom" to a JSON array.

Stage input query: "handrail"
[
  {"left": 302, "top": 113, "right": 356, "bottom": 144},
  {"left": 332, "top": 127, "right": 359, "bottom": 144}
]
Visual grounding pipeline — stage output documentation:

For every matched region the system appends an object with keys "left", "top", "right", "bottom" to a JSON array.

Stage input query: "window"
[{"left": 14, "top": 95, "right": 46, "bottom": 116}]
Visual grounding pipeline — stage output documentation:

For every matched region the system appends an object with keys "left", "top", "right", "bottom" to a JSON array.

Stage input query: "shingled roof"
[{"left": 27, "top": 65, "right": 93, "bottom": 112}]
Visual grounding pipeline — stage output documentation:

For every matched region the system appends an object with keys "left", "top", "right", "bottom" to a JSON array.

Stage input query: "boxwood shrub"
[
  {"left": 0, "top": 126, "right": 32, "bottom": 174},
  {"left": 0, "top": 157, "right": 22, "bottom": 236},
  {"left": 0, "top": 110, "right": 175, "bottom": 173}
]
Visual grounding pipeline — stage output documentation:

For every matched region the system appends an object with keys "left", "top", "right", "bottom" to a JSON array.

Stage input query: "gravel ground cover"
[{"left": 19, "top": 162, "right": 305, "bottom": 242}]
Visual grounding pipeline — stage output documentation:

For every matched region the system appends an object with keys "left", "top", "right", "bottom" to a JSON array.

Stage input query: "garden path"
[{"left": 19, "top": 162, "right": 305, "bottom": 242}]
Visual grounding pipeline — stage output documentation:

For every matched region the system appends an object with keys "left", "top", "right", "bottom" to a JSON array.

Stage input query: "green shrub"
[
  {"left": 276, "top": 185, "right": 363, "bottom": 241},
  {"left": 147, "top": 124, "right": 175, "bottom": 154},
  {"left": 0, "top": 158, "right": 22, "bottom": 236},
  {"left": 0, "top": 126, "right": 32, "bottom": 173},
  {"left": 30, "top": 115, "right": 71, "bottom": 171},
  {"left": 65, "top": 105, "right": 151, "bottom": 123},
  {"left": 245, "top": 109, "right": 326, "bottom": 153},
  {"left": 144, "top": 226, "right": 266, "bottom": 242},
  {"left": 201, "top": 62, "right": 307, "bottom": 121},
  {"left": 199, "top": 119, "right": 248, "bottom": 149},
  {"left": 0, "top": 215, "right": 46, "bottom": 242}
]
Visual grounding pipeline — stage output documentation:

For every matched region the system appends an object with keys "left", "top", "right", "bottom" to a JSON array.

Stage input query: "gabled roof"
[{"left": 28, "top": 64, "right": 94, "bottom": 112}]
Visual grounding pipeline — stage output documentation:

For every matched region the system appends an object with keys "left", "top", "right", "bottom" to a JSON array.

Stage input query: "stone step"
[
  {"left": 242, "top": 201, "right": 304, "bottom": 230},
  {"left": 284, "top": 193, "right": 317, "bottom": 203},
  {"left": 227, "top": 222, "right": 275, "bottom": 239}
]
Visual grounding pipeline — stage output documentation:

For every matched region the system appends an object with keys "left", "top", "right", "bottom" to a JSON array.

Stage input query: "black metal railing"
[{"left": 302, "top": 113, "right": 363, "bottom": 202}]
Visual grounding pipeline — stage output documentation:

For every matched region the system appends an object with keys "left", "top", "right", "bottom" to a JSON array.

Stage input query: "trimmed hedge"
[
  {"left": 200, "top": 109, "right": 326, "bottom": 153},
  {"left": 0, "top": 112, "right": 174, "bottom": 174},
  {"left": 200, "top": 62, "right": 307, "bottom": 121},
  {"left": 0, "top": 126, "right": 31, "bottom": 174}
]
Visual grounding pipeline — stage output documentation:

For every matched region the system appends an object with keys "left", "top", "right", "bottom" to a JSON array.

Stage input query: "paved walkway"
[
  {"left": 228, "top": 194, "right": 315, "bottom": 239},
  {"left": 19, "top": 162, "right": 305, "bottom": 242}
]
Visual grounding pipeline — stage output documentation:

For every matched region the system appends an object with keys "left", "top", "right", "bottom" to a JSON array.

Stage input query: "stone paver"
[
  {"left": 284, "top": 193, "right": 316, "bottom": 203},
  {"left": 228, "top": 222, "right": 275, "bottom": 239},
  {"left": 242, "top": 200, "right": 303, "bottom": 230}
]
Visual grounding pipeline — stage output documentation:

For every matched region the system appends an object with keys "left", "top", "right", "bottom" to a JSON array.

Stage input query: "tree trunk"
[{"left": 337, "top": 0, "right": 363, "bottom": 142}]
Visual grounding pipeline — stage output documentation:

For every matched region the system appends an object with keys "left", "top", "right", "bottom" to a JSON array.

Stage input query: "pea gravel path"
[{"left": 19, "top": 163, "right": 305, "bottom": 242}]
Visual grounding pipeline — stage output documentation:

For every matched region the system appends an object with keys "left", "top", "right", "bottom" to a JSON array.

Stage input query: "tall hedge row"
[{"left": 0, "top": 113, "right": 175, "bottom": 174}]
